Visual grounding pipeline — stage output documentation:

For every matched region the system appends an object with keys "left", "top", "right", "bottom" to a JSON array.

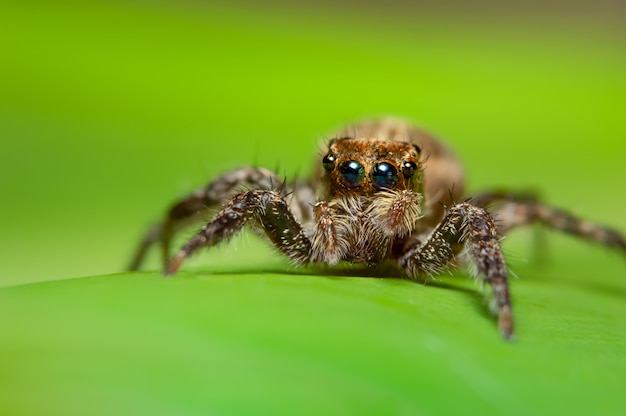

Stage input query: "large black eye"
[
  {"left": 339, "top": 160, "right": 365, "bottom": 187},
  {"left": 402, "top": 161, "right": 418, "bottom": 178},
  {"left": 322, "top": 154, "right": 336, "bottom": 171},
  {"left": 372, "top": 162, "right": 398, "bottom": 189}
]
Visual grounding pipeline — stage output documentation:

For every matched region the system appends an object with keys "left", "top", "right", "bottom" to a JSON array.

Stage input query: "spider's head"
[{"left": 321, "top": 137, "right": 423, "bottom": 197}]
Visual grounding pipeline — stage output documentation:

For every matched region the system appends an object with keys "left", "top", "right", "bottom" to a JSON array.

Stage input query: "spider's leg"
[
  {"left": 128, "top": 223, "right": 163, "bottom": 272},
  {"left": 128, "top": 167, "right": 283, "bottom": 271},
  {"left": 399, "top": 203, "right": 513, "bottom": 340},
  {"left": 470, "top": 190, "right": 539, "bottom": 212},
  {"left": 166, "top": 190, "right": 312, "bottom": 275},
  {"left": 471, "top": 191, "right": 626, "bottom": 254}
]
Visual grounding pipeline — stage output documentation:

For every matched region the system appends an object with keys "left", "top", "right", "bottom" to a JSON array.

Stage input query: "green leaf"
[{"left": 2, "top": 243, "right": 625, "bottom": 415}]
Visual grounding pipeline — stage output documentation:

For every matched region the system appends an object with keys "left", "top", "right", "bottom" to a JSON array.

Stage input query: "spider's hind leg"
[
  {"left": 128, "top": 167, "right": 284, "bottom": 271},
  {"left": 471, "top": 190, "right": 626, "bottom": 254}
]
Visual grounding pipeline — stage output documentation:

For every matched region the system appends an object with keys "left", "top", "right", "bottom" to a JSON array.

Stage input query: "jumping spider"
[{"left": 129, "top": 118, "right": 626, "bottom": 340}]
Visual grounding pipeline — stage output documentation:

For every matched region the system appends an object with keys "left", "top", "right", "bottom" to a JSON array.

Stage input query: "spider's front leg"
[
  {"left": 399, "top": 203, "right": 513, "bottom": 340},
  {"left": 166, "top": 190, "right": 313, "bottom": 275}
]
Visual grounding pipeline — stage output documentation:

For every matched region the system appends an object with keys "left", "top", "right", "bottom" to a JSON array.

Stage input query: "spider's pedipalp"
[{"left": 367, "top": 189, "right": 423, "bottom": 237}]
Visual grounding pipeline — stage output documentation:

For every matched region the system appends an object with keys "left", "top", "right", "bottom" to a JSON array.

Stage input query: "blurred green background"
[{"left": 1, "top": 1, "right": 625, "bottom": 415}]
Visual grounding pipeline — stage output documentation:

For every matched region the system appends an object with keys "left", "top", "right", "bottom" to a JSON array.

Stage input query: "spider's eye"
[
  {"left": 372, "top": 162, "right": 398, "bottom": 189},
  {"left": 402, "top": 161, "right": 418, "bottom": 178},
  {"left": 322, "top": 154, "right": 336, "bottom": 171},
  {"left": 412, "top": 144, "right": 421, "bottom": 154},
  {"left": 339, "top": 160, "right": 365, "bottom": 187}
]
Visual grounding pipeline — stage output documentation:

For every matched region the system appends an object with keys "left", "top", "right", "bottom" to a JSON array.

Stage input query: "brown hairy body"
[{"left": 129, "top": 118, "right": 626, "bottom": 340}]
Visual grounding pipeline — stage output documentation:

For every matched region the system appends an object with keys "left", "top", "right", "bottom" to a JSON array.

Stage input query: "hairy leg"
[
  {"left": 128, "top": 167, "right": 284, "bottom": 271},
  {"left": 399, "top": 203, "right": 513, "bottom": 340},
  {"left": 471, "top": 191, "right": 626, "bottom": 253},
  {"left": 166, "top": 190, "right": 312, "bottom": 275}
]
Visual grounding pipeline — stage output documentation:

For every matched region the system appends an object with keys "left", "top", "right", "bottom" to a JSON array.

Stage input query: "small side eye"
[
  {"left": 402, "top": 161, "right": 418, "bottom": 178},
  {"left": 372, "top": 162, "right": 398, "bottom": 189},
  {"left": 412, "top": 144, "right": 421, "bottom": 154},
  {"left": 322, "top": 154, "right": 336, "bottom": 171},
  {"left": 339, "top": 160, "right": 365, "bottom": 187}
]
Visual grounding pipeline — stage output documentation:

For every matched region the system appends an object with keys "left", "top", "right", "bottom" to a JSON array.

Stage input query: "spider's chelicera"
[{"left": 129, "top": 118, "right": 626, "bottom": 340}]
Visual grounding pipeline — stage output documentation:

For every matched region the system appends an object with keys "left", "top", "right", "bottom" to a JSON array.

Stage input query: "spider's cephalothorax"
[
  {"left": 129, "top": 118, "right": 626, "bottom": 340},
  {"left": 321, "top": 138, "right": 422, "bottom": 196}
]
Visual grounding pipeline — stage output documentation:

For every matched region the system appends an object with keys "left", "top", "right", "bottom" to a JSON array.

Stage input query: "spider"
[{"left": 129, "top": 118, "right": 626, "bottom": 340}]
